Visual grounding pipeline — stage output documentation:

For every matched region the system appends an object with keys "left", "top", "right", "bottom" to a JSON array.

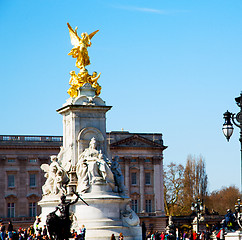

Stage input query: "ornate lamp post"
[
  {"left": 234, "top": 198, "right": 242, "bottom": 228},
  {"left": 222, "top": 92, "right": 242, "bottom": 191},
  {"left": 191, "top": 198, "right": 204, "bottom": 233}
]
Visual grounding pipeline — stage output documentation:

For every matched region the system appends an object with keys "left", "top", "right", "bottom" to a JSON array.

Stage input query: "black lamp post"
[
  {"left": 234, "top": 198, "right": 242, "bottom": 228},
  {"left": 191, "top": 198, "right": 204, "bottom": 233},
  {"left": 222, "top": 92, "right": 242, "bottom": 192}
]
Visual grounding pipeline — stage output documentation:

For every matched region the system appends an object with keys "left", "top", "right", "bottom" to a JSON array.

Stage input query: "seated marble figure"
[{"left": 76, "top": 137, "right": 115, "bottom": 193}]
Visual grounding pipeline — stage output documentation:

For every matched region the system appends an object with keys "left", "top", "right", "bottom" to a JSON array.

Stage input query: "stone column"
[
  {"left": 160, "top": 156, "right": 165, "bottom": 215},
  {"left": 139, "top": 158, "right": 145, "bottom": 212},
  {"left": 124, "top": 158, "right": 130, "bottom": 195},
  {"left": 153, "top": 157, "right": 162, "bottom": 214}
]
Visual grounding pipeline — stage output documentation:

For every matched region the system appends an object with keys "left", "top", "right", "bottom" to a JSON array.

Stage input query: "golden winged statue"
[
  {"left": 67, "top": 23, "right": 99, "bottom": 71},
  {"left": 67, "top": 23, "right": 101, "bottom": 98}
]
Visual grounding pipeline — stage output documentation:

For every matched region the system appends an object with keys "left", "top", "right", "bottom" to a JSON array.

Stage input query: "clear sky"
[{"left": 0, "top": 0, "right": 242, "bottom": 192}]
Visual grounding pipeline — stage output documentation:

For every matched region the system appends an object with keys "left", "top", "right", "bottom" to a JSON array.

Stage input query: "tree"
[
  {"left": 181, "top": 155, "right": 208, "bottom": 214},
  {"left": 163, "top": 162, "right": 184, "bottom": 215},
  {"left": 206, "top": 186, "right": 240, "bottom": 215},
  {"left": 164, "top": 156, "right": 208, "bottom": 215}
]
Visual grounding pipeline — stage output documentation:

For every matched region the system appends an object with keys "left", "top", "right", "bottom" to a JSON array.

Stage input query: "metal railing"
[{"left": 0, "top": 135, "right": 63, "bottom": 142}]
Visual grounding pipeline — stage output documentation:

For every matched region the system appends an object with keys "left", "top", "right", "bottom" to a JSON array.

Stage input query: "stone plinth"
[
  {"left": 225, "top": 231, "right": 242, "bottom": 240},
  {"left": 39, "top": 190, "right": 142, "bottom": 240}
]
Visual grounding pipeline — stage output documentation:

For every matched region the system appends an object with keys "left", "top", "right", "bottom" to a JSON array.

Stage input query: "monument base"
[
  {"left": 38, "top": 191, "right": 142, "bottom": 240},
  {"left": 225, "top": 231, "right": 242, "bottom": 240}
]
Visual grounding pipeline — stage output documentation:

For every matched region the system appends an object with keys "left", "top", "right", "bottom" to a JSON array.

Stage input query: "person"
[
  {"left": 8, "top": 221, "right": 13, "bottom": 240},
  {"left": 176, "top": 228, "right": 179, "bottom": 240},
  {"left": 146, "top": 232, "right": 151, "bottom": 240},
  {"left": 192, "top": 231, "right": 197, "bottom": 240},
  {"left": 79, "top": 225, "right": 86, "bottom": 240},
  {"left": 73, "top": 231, "right": 78, "bottom": 240},
  {"left": 42, "top": 225, "right": 47, "bottom": 237},
  {"left": 110, "top": 234, "right": 116, "bottom": 240},
  {"left": 29, "top": 225, "right": 35, "bottom": 236},
  {"left": 160, "top": 232, "right": 165, "bottom": 240},
  {"left": 141, "top": 222, "right": 146, "bottom": 240},
  {"left": 0, "top": 222, "right": 5, "bottom": 240},
  {"left": 118, "top": 233, "right": 124, "bottom": 240},
  {"left": 200, "top": 231, "right": 205, "bottom": 240},
  {"left": 154, "top": 231, "right": 160, "bottom": 240}
]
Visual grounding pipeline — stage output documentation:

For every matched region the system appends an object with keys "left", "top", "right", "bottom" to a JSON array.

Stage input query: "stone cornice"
[
  {"left": 57, "top": 104, "right": 112, "bottom": 114},
  {"left": 110, "top": 134, "right": 167, "bottom": 151}
]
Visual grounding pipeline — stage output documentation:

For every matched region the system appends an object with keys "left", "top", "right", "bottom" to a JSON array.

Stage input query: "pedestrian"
[
  {"left": 155, "top": 231, "right": 160, "bottom": 240},
  {"left": 141, "top": 222, "right": 146, "bottom": 240},
  {"left": 7, "top": 221, "right": 13, "bottom": 240},
  {"left": 118, "top": 233, "right": 124, "bottom": 240},
  {"left": 42, "top": 226, "right": 47, "bottom": 237},
  {"left": 19, "top": 232, "right": 24, "bottom": 240},
  {"left": 110, "top": 233, "right": 116, "bottom": 240},
  {"left": 0, "top": 222, "right": 5, "bottom": 240},
  {"left": 29, "top": 226, "right": 35, "bottom": 236},
  {"left": 160, "top": 232, "right": 165, "bottom": 240},
  {"left": 79, "top": 225, "right": 86, "bottom": 240},
  {"left": 147, "top": 232, "right": 151, "bottom": 240}
]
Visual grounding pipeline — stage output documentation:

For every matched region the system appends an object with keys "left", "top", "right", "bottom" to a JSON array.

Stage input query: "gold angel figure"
[{"left": 67, "top": 23, "right": 99, "bottom": 70}]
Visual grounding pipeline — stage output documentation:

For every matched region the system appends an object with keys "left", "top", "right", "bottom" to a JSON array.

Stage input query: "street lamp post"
[
  {"left": 234, "top": 198, "right": 242, "bottom": 229},
  {"left": 191, "top": 198, "right": 204, "bottom": 233},
  {"left": 222, "top": 92, "right": 242, "bottom": 192}
]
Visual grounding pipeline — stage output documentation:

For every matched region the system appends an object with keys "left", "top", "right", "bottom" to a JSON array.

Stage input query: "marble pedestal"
[
  {"left": 38, "top": 185, "right": 142, "bottom": 240},
  {"left": 225, "top": 231, "right": 242, "bottom": 240}
]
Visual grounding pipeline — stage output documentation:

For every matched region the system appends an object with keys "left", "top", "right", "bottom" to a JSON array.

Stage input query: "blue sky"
[{"left": 0, "top": 0, "right": 242, "bottom": 192}]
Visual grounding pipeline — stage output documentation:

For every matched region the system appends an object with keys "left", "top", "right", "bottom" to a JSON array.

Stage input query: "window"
[
  {"left": 8, "top": 175, "right": 15, "bottom": 188},
  {"left": 29, "top": 159, "right": 37, "bottom": 163},
  {"left": 29, "top": 202, "right": 37, "bottom": 217},
  {"left": 24, "top": 136, "right": 41, "bottom": 141},
  {"left": 52, "top": 137, "right": 62, "bottom": 142},
  {"left": 145, "top": 199, "right": 152, "bottom": 213},
  {"left": 7, "top": 203, "right": 15, "bottom": 217},
  {"left": 8, "top": 159, "right": 15, "bottom": 163},
  {"left": 131, "top": 199, "right": 138, "bottom": 213},
  {"left": 131, "top": 159, "right": 137, "bottom": 162},
  {"left": 29, "top": 174, "right": 36, "bottom": 187},
  {"left": 131, "top": 172, "right": 137, "bottom": 185},
  {"left": 145, "top": 159, "right": 151, "bottom": 163},
  {"left": 145, "top": 172, "right": 151, "bottom": 185}
]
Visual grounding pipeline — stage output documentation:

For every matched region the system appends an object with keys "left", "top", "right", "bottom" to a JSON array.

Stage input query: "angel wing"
[
  {"left": 88, "top": 30, "right": 99, "bottom": 40},
  {"left": 40, "top": 163, "right": 50, "bottom": 173},
  {"left": 67, "top": 23, "right": 81, "bottom": 47}
]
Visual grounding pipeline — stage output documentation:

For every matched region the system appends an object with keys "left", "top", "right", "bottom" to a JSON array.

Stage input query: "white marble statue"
[
  {"left": 111, "top": 156, "right": 126, "bottom": 194},
  {"left": 121, "top": 204, "right": 140, "bottom": 227},
  {"left": 76, "top": 137, "right": 115, "bottom": 193},
  {"left": 41, "top": 155, "right": 69, "bottom": 195},
  {"left": 57, "top": 145, "right": 72, "bottom": 172}
]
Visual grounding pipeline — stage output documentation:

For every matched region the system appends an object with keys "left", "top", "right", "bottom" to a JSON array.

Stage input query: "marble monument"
[{"left": 37, "top": 23, "right": 142, "bottom": 239}]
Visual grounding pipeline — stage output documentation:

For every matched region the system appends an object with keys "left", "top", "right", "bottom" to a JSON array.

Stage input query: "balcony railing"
[{"left": 0, "top": 135, "right": 63, "bottom": 142}]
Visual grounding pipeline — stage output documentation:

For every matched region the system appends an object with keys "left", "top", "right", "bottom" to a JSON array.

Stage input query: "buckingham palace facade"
[{"left": 0, "top": 131, "right": 167, "bottom": 230}]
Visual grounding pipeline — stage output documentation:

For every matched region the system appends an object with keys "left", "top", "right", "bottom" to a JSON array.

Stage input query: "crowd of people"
[
  {"left": 0, "top": 221, "right": 49, "bottom": 240},
  {"left": 0, "top": 220, "right": 228, "bottom": 240},
  {"left": 144, "top": 228, "right": 212, "bottom": 240},
  {"left": 0, "top": 221, "right": 128, "bottom": 240}
]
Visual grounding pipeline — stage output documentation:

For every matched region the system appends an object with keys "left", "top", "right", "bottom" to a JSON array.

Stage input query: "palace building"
[{"left": 0, "top": 131, "right": 167, "bottom": 230}]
